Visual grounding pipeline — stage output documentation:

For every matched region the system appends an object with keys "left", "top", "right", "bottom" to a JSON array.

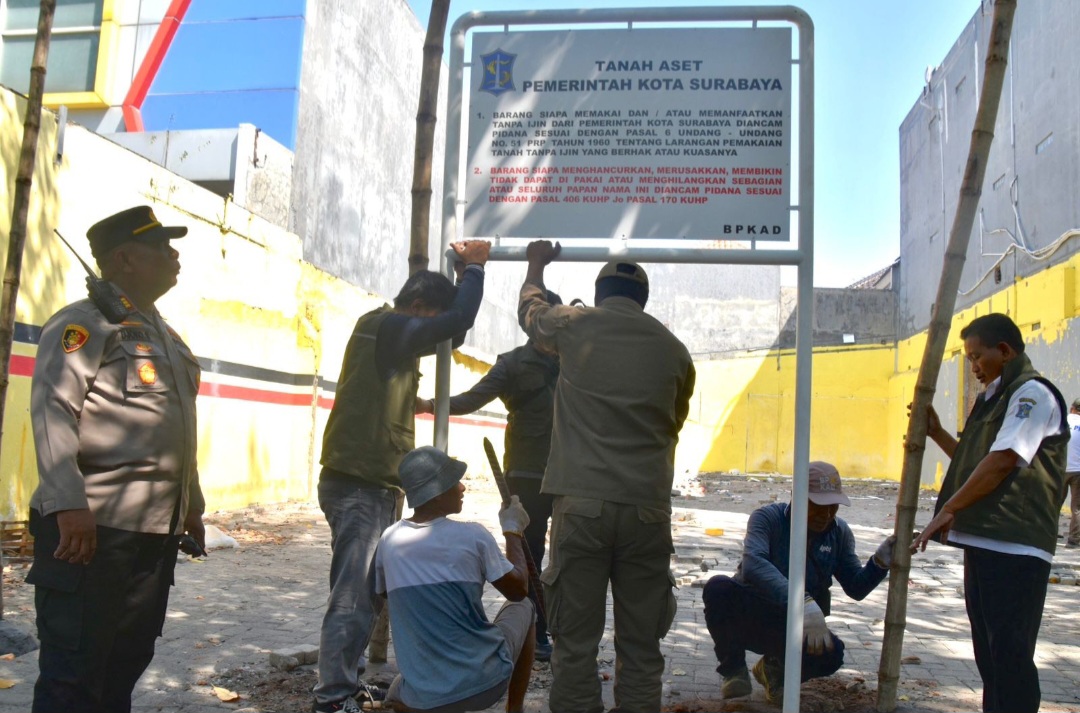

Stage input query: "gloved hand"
[
  {"left": 803, "top": 597, "right": 834, "bottom": 656},
  {"left": 873, "top": 534, "right": 898, "bottom": 569},
  {"left": 498, "top": 495, "right": 530, "bottom": 537}
]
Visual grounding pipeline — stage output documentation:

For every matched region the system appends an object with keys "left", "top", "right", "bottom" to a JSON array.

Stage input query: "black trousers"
[
  {"left": 507, "top": 474, "right": 553, "bottom": 641},
  {"left": 28, "top": 509, "right": 178, "bottom": 713},
  {"left": 963, "top": 547, "right": 1051, "bottom": 713},
  {"left": 702, "top": 575, "right": 844, "bottom": 680}
]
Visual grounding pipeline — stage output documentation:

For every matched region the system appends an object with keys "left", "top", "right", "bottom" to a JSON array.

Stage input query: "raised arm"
[{"left": 518, "top": 240, "right": 565, "bottom": 353}]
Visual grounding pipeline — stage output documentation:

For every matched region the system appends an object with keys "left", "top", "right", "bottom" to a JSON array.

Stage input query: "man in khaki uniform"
[
  {"left": 28, "top": 206, "right": 205, "bottom": 713},
  {"left": 518, "top": 240, "right": 696, "bottom": 713}
]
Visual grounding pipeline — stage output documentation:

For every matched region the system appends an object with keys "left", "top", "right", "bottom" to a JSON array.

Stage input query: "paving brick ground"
[{"left": 2, "top": 477, "right": 1079, "bottom": 712}]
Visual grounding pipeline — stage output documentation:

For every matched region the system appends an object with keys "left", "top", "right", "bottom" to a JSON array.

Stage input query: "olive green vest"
[
  {"left": 320, "top": 306, "right": 418, "bottom": 490},
  {"left": 935, "top": 354, "right": 1068, "bottom": 554},
  {"left": 501, "top": 343, "right": 558, "bottom": 475}
]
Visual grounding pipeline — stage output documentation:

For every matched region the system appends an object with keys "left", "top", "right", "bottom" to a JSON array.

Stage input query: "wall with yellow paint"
[
  {"left": 687, "top": 345, "right": 895, "bottom": 480},
  {"left": 688, "top": 250, "right": 1080, "bottom": 488},
  {"left": 0, "top": 88, "right": 536, "bottom": 519},
  {"left": 0, "top": 91, "right": 440, "bottom": 517},
  {"left": 886, "top": 257, "right": 1080, "bottom": 489}
]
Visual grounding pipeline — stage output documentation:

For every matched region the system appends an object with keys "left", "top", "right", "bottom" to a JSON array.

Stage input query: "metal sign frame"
[{"left": 435, "top": 8, "right": 814, "bottom": 711}]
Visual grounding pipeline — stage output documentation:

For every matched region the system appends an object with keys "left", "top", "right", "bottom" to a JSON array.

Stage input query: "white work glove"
[
  {"left": 498, "top": 495, "right": 530, "bottom": 537},
  {"left": 873, "top": 534, "right": 898, "bottom": 569},
  {"left": 803, "top": 597, "right": 834, "bottom": 656}
]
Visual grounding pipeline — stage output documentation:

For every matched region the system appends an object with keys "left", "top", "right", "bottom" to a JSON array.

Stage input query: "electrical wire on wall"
[
  {"left": 958, "top": 226, "right": 1080, "bottom": 296},
  {"left": 958, "top": 169, "right": 1080, "bottom": 296}
]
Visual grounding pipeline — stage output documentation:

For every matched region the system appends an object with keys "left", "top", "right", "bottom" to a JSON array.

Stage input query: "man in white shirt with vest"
[{"left": 914, "top": 313, "right": 1068, "bottom": 713}]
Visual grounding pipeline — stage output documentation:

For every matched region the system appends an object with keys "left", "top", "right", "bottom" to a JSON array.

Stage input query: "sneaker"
[
  {"left": 534, "top": 636, "right": 553, "bottom": 662},
  {"left": 752, "top": 655, "right": 784, "bottom": 704},
  {"left": 312, "top": 696, "right": 362, "bottom": 713},
  {"left": 354, "top": 681, "right": 386, "bottom": 706},
  {"left": 721, "top": 666, "right": 752, "bottom": 698}
]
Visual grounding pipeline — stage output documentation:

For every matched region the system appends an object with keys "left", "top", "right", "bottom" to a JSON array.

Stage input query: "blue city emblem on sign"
[{"left": 479, "top": 49, "right": 516, "bottom": 96}]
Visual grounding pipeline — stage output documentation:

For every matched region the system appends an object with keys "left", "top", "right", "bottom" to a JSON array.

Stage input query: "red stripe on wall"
[
  {"left": 198, "top": 381, "right": 312, "bottom": 406},
  {"left": 11, "top": 354, "right": 34, "bottom": 377},
  {"left": 11, "top": 352, "right": 506, "bottom": 429},
  {"left": 415, "top": 412, "right": 507, "bottom": 430}
]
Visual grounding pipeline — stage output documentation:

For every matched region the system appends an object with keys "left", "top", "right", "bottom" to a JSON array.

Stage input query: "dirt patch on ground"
[
  {"left": 663, "top": 675, "right": 878, "bottom": 712},
  {"left": 207, "top": 666, "right": 319, "bottom": 712}
]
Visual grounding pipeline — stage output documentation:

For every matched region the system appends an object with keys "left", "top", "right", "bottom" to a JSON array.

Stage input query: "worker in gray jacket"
[
  {"left": 703, "top": 462, "right": 894, "bottom": 704},
  {"left": 27, "top": 206, "right": 205, "bottom": 713}
]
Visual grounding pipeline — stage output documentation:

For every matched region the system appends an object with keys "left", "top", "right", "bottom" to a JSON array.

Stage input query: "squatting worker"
[
  {"left": 416, "top": 290, "right": 562, "bottom": 662},
  {"left": 518, "top": 240, "right": 696, "bottom": 713},
  {"left": 913, "top": 313, "right": 1068, "bottom": 713},
  {"left": 376, "top": 447, "right": 535, "bottom": 713},
  {"left": 702, "top": 462, "right": 895, "bottom": 703},
  {"left": 28, "top": 206, "right": 205, "bottom": 713},
  {"left": 313, "top": 240, "right": 490, "bottom": 713}
]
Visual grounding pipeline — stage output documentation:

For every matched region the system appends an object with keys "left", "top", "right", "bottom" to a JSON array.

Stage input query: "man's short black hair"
[
  {"left": 393, "top": 270, "right": 457, "bottom": 312},
  {"left": 959, "top": 313, "right": 1025, "bottom": 354},
  {"left": 594, "top": 277, "right": 648, "bottom": 308}
]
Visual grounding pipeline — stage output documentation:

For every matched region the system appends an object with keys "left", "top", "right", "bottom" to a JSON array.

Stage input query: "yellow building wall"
[
  {"left": 690, "top": 346, "right": 895, "bottom": 480},
  {"left": 0, "top": 89, "right": 526, "bottom": 518},
  {"left": 885, "top": 257, "right": 1080, "bottom": 488},
  {"left": 0, "top": 90, "right": 500, "bottom": 517}
]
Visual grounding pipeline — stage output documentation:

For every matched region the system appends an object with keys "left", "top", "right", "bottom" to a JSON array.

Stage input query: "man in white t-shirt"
[
  {"left": 1065, "top": 398, "right": 1080, "bottom": 547},
  {"left": 375, "top": 447, "right": 534, "bottom": 713},
  {"left": 914, "top": 313, "right": 1068, "bottom": 713}
]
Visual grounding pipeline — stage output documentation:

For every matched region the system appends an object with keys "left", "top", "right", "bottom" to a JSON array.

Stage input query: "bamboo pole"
[
  {"left": 0, "top": 0, "right": 57, "bottom": 621},
  {"left": 876, "top": 2, "right": 1016, "bottom": 710},
  {"left": 407, "top": 0, "right": 451, "bottom": 276},
  {"left": 369, "top": 0, "right": 453, "bottom": 664}
]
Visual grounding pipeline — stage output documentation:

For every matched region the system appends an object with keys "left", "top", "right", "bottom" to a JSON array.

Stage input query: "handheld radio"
[{"left": 53, "top": 229, "right": 136, "bottom": 324}]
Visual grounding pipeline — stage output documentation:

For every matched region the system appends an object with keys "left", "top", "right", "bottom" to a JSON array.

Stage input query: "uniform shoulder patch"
[{"left": 62, "top": 325, "right": 90, "bottom": 353}]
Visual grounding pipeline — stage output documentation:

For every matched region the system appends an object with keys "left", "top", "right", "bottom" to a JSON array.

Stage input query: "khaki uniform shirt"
[
  {"left": 30, "top": 295, "right": 204, "bottom": 533},
  {"left": 518, "top": 283, "right": 695, "bottom": 510}
]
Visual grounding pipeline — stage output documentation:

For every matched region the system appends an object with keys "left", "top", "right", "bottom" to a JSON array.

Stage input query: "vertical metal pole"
[
  {"left": 433, "top": 20, "right": 468, "bottom": 451},
  {"left": 782, "top": 14, "right": 814, "bottom": 713}
]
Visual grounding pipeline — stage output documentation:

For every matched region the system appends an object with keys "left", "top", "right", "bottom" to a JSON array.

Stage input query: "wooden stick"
[
  {"left": 483, "top": 437, "right": 546, "bottom": 620},
  {"left": 407, "top": 0, "right": 451, "bottom": 275},
  {"left": 875, "top": 2, "right": 1017, "bottom": 710},
  {"left": 0, "top": 0, "right": 56, "bottom": 621}
]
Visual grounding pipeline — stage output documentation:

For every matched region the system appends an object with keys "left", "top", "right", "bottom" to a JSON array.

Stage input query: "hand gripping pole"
[{"left": 483, "top": 437, "right": 546, "bottom": 620}]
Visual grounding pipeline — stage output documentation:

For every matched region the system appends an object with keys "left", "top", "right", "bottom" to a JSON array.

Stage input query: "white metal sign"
[{"left": 464, "top": 27, "right": 792, "bottom": 241}]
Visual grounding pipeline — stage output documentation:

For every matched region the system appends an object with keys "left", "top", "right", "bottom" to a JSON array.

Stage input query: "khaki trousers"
[
  {"left": 542, "top": 496, "right": 677, "bottom": 713},
  {"left": 1067, "top": 471, "right": 1080, "bottom": 545}
]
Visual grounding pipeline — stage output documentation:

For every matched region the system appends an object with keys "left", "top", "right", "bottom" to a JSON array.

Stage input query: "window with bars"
[{"left": 0, "top": 0, "right": 103, "bottom": 94}]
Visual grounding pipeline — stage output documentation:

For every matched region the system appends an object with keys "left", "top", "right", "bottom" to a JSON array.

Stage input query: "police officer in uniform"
[{"left": 27, "top": 206, "right": 205, "bottom": 713}]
